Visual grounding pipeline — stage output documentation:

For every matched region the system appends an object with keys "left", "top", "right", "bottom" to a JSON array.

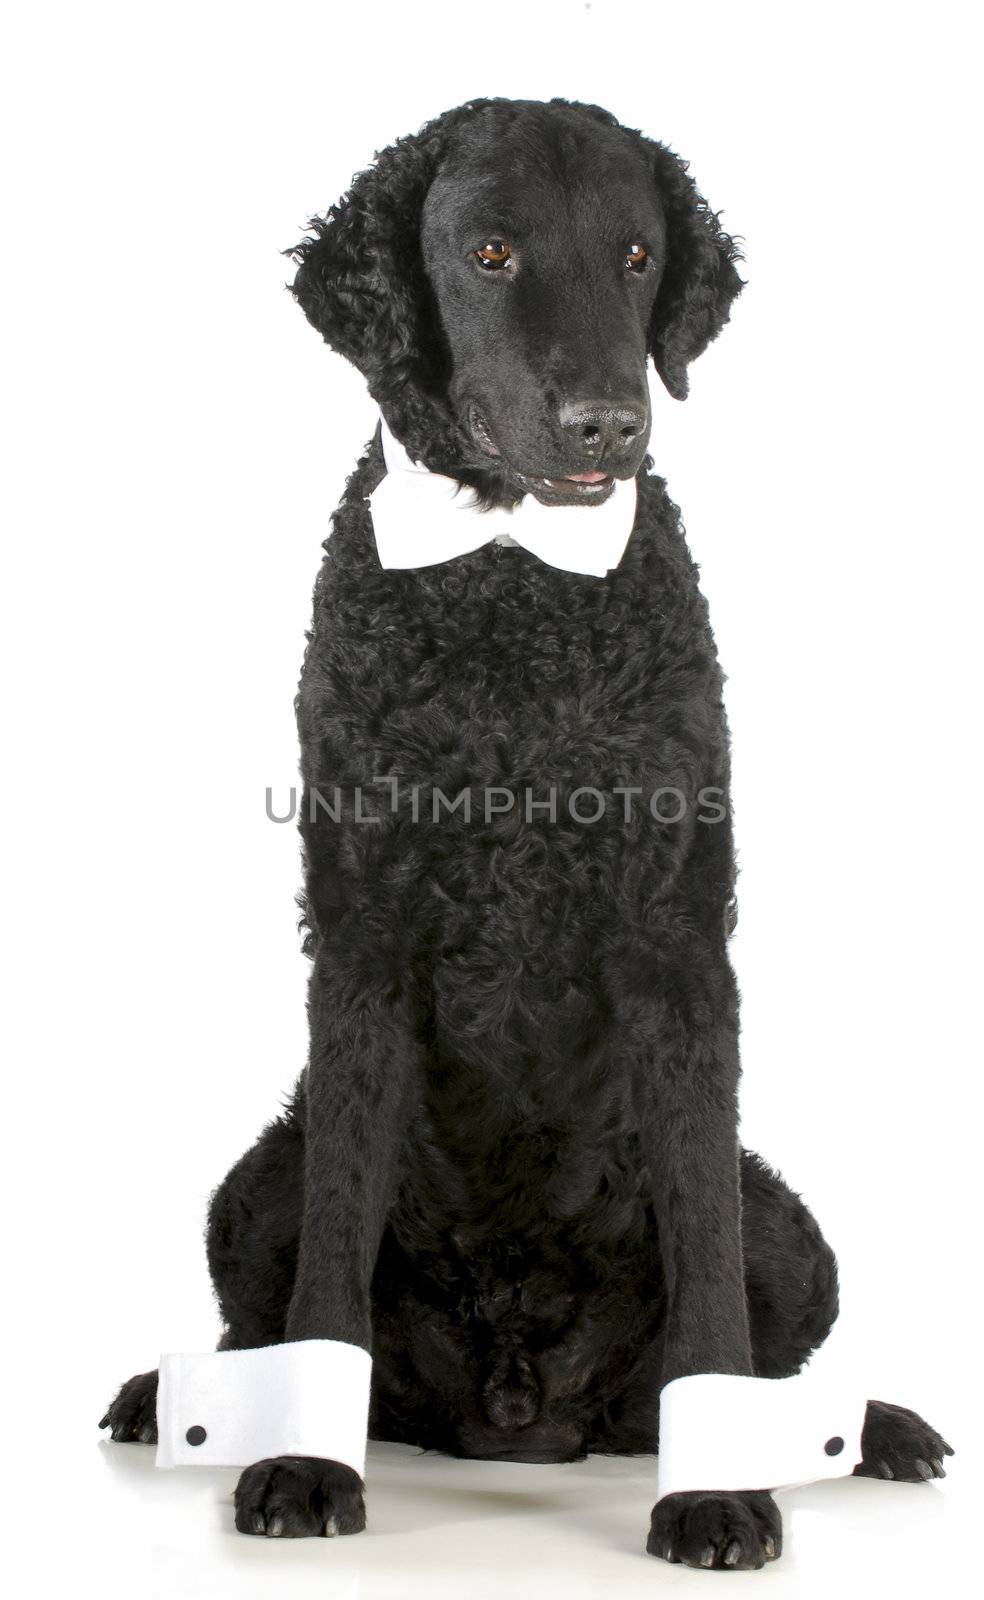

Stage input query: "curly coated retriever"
[{"left": 101, "top": 97, "right": 952, "bottom": 1567}]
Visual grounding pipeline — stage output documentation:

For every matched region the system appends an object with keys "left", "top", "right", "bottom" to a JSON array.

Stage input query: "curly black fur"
[{"left": 101, "top": 98, "right": 952, "bottom": 1560}]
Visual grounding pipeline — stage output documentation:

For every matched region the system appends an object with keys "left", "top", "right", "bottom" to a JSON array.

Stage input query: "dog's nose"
[{"left": 558, "top": 399, "right": 648, "bottom": 457}]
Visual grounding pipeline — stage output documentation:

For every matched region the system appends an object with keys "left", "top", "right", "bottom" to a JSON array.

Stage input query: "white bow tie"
[{"left": 369, "top": 417, "right": 638, "bottom": 577}]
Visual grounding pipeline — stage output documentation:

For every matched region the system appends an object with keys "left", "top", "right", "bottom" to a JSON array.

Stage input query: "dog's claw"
[
  {"left": 234, "top": 1457, "right": 366, "bottom": 1539},
  {"left": 649, "top": 1489, "right": 782, "bottom": 1571},
  {"left": 100, "top": 1370, "right": 159, "bottom": 1446},
  {"left": 856, "top": 1400, "right": 954, "bottom": 1485}
]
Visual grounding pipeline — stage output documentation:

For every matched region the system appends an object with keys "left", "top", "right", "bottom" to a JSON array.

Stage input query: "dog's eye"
[
  {"left": 625, "top": 243, "right": 648, "bottom": 272},
  {"left": 475, "top": 239, "right": 512, "bottom": 271}
]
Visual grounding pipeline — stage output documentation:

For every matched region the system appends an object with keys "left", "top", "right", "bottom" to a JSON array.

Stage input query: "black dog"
[{"left": 101, "top": 98, "right": 952, "bottom": 1567}]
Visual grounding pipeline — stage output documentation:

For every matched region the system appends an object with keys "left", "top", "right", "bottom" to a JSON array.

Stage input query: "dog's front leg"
[
  {"left": 632, "top": 954, "right": 783, "bottom": 1571},
  {"left": 233, "top": 956, "right": 418, "bottom": 1538}
]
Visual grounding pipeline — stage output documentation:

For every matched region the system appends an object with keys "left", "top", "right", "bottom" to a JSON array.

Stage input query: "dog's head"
[{"left": 287, "top": 98, "right": 742, "bottom": 506}]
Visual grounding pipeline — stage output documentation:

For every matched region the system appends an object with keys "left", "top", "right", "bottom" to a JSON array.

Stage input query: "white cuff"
[
  {"left": 655, "top": 1372, "right": 868, "bottom": 1501},
  {"left": 155, "top": 1339, "right": 372, "bottom": 1477}
]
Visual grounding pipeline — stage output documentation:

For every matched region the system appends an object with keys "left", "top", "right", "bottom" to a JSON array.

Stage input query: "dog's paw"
[
  {"left": 234, "top": 1456, "right": 366, "bottom": 1538},
  {"left": 647, "top": 1489, "right": 782, "bottom": 1570},
  {"left": 99, "top": 1369, "right": 159, "bottom": 1444},
  {"left": 853, "top": 1399, "right": 954, "bottom": 1483}
]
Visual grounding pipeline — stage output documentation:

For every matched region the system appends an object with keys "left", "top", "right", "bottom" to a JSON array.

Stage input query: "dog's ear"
[
  {"left": 647, "top": 143, "right": 744, "bottom": 400},
  {"left": 285, "top": 107, "right": 481, "bottom": 441}
]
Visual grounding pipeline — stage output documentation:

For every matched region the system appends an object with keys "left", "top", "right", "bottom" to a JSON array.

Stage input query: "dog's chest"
[
  {"left": 310, "top": 598, "right": 706, "bottom": 892},
  {"left": 303, "top": 545, "right": 724, "bottom": 1056},
  {"left": 299, "top": 525, "right": 728, "bottom": 1049},
  {"left": 308, "top": 546, "right": 714, "bottom": 806}
]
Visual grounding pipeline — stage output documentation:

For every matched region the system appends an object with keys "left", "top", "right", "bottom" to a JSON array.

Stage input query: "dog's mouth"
[
  {"left": 469, "top": 409, "right": 621, "bottom": 507},
  {"left": 518, "top": 470, "right": 616, "bottom": 507}
]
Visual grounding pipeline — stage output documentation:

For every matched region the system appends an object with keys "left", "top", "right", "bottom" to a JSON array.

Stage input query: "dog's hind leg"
[
  {"left": 98, "top": 1369, "right": 159, "bottom": 1445},
  {"left": 740, "top": 1148, "right": 840, "bottom": 1377},
  {"left": 852, "top": 1400, "right": 953, "bottom": 1482},
  {"left": 205, "top": 1100, "right": 305, "bottom": 1351},
  {"left": 99, "top": 1096, "right": 305, "bottom": 1444},
  {"left": 740, "top": 1152, "right": 954, "bottom": 1483}
]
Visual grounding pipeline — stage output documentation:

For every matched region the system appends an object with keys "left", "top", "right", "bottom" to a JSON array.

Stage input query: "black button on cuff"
[
  {"left": 824, "top": 1435, "right": 844, "bottom": 1456},
  {"left": 185, "top": 1424, "right": 207, "bottom": 1446}
]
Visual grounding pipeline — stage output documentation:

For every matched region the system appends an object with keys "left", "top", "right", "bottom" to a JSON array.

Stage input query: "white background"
[{"left": 3, "top": 2, "right": 981, "bottom": 1595}]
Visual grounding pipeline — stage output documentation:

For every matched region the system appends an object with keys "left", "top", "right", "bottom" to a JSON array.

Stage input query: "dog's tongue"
[{"left": 565, "top": 470, "right": 609, "bottom": 483}]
